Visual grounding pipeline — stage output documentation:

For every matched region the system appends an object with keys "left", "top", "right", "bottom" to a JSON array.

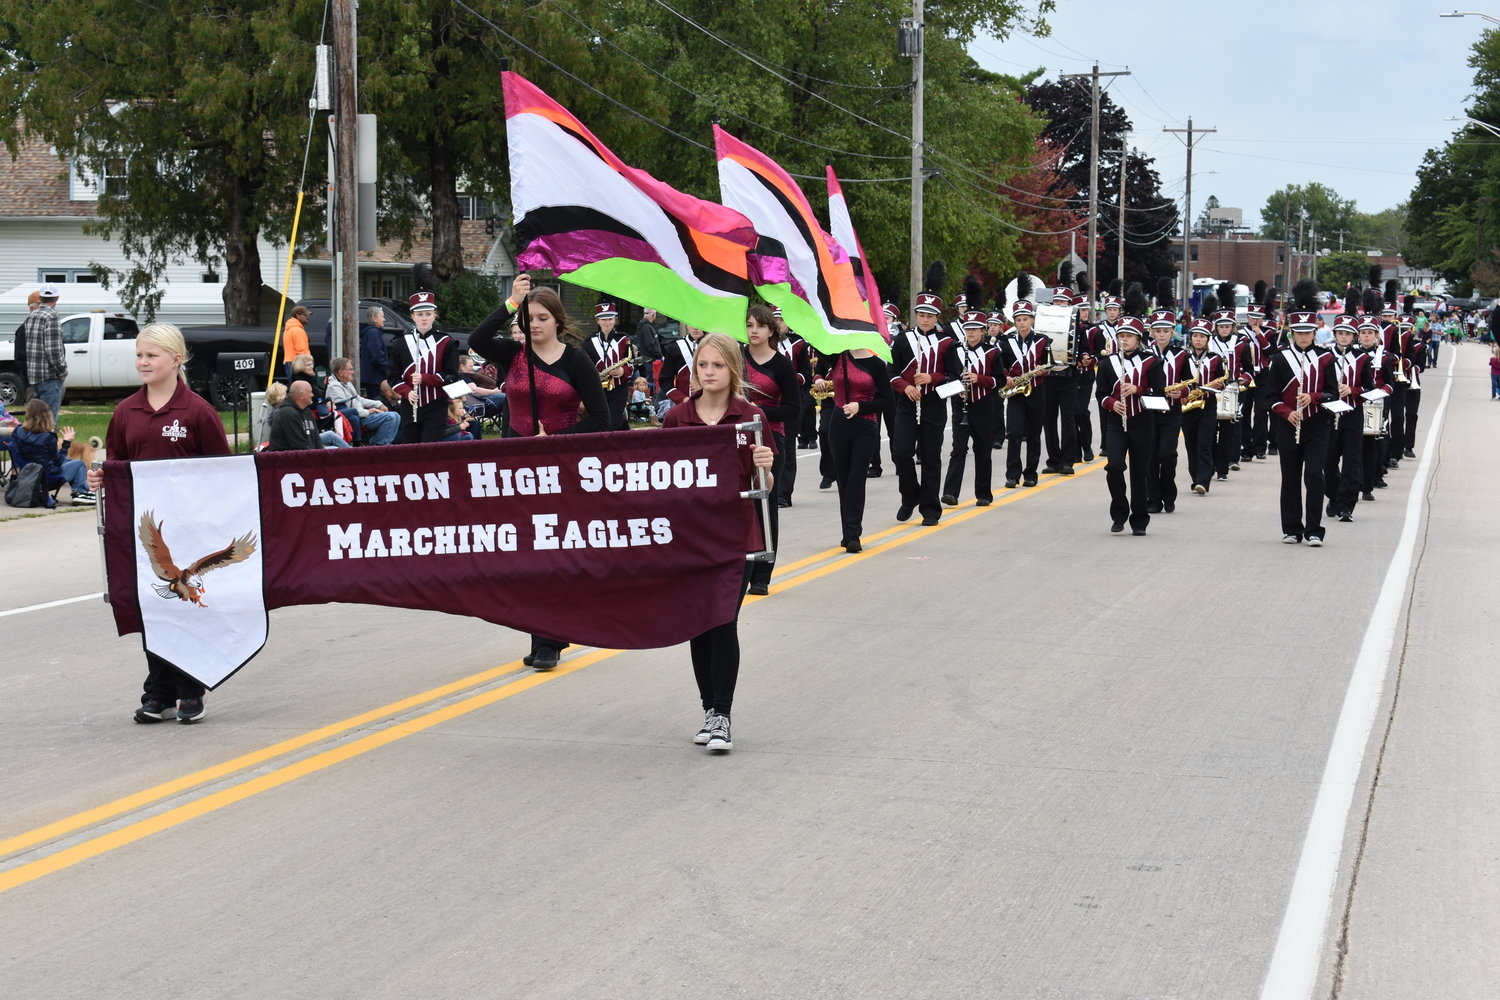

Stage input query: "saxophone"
[
  {"left": 1164, "top": 374, "right": 1199, "bottom": 410},
  {"left": 1000, "top": 366, "right": 1046, "bottom": 399},
  {"left": 600, "top": 344, "right": 637, "bottom": 390}
]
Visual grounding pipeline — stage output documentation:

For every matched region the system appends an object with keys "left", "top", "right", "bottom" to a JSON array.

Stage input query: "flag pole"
[{"left": 522, "top": 285, "right": 539, "bottom": 436}]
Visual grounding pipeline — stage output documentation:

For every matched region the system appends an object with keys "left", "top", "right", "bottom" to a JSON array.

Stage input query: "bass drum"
[{"left": 1000, "top": 273, "right": 1050, "bottom": 321}]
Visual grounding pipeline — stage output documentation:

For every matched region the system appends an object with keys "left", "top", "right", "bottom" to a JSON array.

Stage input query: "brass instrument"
[
  {"left": 600, "top": 345, "right": 638, "bottom": 390},
  {"left": 1182, "top": 387, "right": 1208, "bottom": 412},
  {"left": 810, "top": 377, "right": 835, "bottom": 403},
  {"left": 1000, "top": 365, "right": 1046, "bottom": 398}
]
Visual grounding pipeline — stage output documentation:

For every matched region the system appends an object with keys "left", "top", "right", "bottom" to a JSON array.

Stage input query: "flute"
[{"left": 1294, "top": 366, "right": 1304, "bottom": 446}]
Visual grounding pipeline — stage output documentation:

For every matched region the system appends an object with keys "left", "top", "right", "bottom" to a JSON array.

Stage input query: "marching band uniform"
[
  {"left": 1041, "top": 287, "right": 1079, "bottom": 475},
  {"left": 1095, "top": 316, "right": 1164, "bottom": 534},
  {"left": 744, "top": 341, "right": 800, "bottom": 595},
  {"left": 1146, "top": 311, "right": 1186, "bottom": 514},
  {"left": 941, "top": 311, "right": 1001, "bottom": 506},
  {"left": 1239, "top": 307, "right": 1273, "bottom": 460},
  {"left": 999, "top": 299, "right": 1050, "bottom": 488},
  {"left": 1357, "top": 319, "right": 1394, "bottom": 500},
  {"left": 1323, "top": 318, "right": 1375, "bottom": 522},
  {"left": 1180, "top": 321, "right": 1222, "bottom": 496},
  {"left": 1398, "top": 317, "right": 1424, "bottom": 459},
  {"left": 388, "top": 290, "right": 462, "bottom": 443},
  {"left": 869, "top": 304, "right": 903, "bottom": 478},
  {"left": 890, "top": 293, "right": 959, "bottom": 524},
  {"left": 1208, "top": 312, "right": 1254, "bottom": 481},
  {"left": 1380, "top": 306, "right": 1407, "bottom": 466},
  {"left": 986, "top": 313, "right": 1009, "bottom": 449},
  {"left": 582, "top": 305, "right": 635, "bottom": 431},
  {"left": 659, "top": 328, "right": 701, "bottom": 408},
  {"left": 1266, "top": 311, "right": 1337, "bottom": 545},
  {"left": 773, "top": 313, "right": 812, "bottom": 504},
  {"left": 1073, "top": 302, "right": 1106, "bottom": 463},
  {"left": 826, "top": 350, "right": 893, "bottom": 551}
]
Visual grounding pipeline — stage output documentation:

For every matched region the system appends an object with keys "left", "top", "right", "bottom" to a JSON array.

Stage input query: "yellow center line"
[{"left": 1, "top": 460, "right": 1104, "bottom": 891}]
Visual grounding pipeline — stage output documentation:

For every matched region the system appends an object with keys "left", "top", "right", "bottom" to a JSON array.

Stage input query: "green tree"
[
  {"left": 1259, "top": 182, "right": 1357, "bottom": 248},
  {"left": 1315, "top": 251, "right": 1373, "bottom": 297},
  {"left": 1, "top": 0, "right": 323, "bottom": 323},
  {"left": 1349, "top": 204, "right": 1408, "bottom": 256}
]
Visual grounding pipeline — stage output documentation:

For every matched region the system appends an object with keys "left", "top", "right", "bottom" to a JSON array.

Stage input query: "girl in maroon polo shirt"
[
  {"left": 467, "top": 272, "right": 610, "bottom": 671},
  {"left": 662, "top": 333, "right": 775, "bottom": 752},
  {"left": 88, "top": 323, "right": 230, "bottom": 724}
]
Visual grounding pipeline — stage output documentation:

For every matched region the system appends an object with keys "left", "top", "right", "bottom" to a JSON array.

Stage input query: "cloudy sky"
[{"left": 970, "top": 0, "right": 1489, "bottom": 241}]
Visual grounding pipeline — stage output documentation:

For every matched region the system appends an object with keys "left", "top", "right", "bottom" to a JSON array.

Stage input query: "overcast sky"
[{"left": 970, "top": 1, "right": 1488, "bottom": 245}]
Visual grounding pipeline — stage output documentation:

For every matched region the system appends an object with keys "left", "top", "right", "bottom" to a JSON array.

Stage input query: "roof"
[{"left": 0, "top": 139, "right": 97, "bottom": 218}]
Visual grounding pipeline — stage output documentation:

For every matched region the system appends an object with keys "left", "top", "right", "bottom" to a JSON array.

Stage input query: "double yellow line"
[{"left": 0, "top": 461, "right": 1099, "bottom": 893}]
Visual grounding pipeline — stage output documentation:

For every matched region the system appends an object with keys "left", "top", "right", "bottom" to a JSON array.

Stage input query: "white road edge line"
[
  {"left": 0, "top": 593, "right": 104, "bottom": 618},
  {"left": 1258, "top": 349, "right": 1457, "bottom": 999}
]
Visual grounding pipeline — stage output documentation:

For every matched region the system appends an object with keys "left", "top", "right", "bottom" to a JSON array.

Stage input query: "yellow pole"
[{"left": 267, "top": 190, "right": 307, "bottom": 391}]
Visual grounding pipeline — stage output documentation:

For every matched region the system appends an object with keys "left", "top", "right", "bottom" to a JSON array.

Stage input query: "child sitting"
[{"left": 627, "top": 376, "right": 659, "bottom": 426}]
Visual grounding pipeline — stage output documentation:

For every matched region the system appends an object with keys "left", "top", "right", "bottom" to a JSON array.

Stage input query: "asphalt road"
[{"left": 0, "top": 343, "right": 1494, "bottom": 1000}]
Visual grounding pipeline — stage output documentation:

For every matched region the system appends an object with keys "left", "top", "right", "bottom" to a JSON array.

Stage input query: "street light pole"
[{"left": 1440, "top": 10, "right": 1500, "bottom": 26}]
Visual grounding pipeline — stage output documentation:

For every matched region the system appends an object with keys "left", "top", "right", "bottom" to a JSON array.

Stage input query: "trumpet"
[
  {"left": 1000, "top": 366, "right": 1046, "bottom": 398},
  {"left": 600, "top": 345, "right": 638, "bottom": 390}
]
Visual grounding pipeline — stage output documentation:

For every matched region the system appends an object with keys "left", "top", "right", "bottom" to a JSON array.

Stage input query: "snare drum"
[
  {"left": 1361, "top": 402, "right": 1386, "bottom": 437},
  {"left": 1215, "top": 385, "right": 1239, "bottom": 420}
]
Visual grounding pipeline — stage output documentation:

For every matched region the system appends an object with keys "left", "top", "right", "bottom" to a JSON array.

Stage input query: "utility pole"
[
  {"left": 1297, "top": 214, "right": 1305, "bottom": 283},
  {"left": 901, "top": 6, "right": 924, "bottom": 313},
  {"left": 1061, "top": 65, "right": 1129, "bottom": 295},
  {"left": 1163, "top": 118, "right": 1215, "bottom": 308},
  {"left": 1310, "top": 224, "right": 1318, "bottom": 283},
  {"left": 1116, "top": 136, "right": 1127, "bottom": 287},
  {"left": 1333, "top": 228, "right": 1350, "bottom": 253},
  {"left": 332, "top": 0, "right": 359, "bottom": 369},
  {"left": 1283, "top": 202, "right": 1293, "bottom": 292}
]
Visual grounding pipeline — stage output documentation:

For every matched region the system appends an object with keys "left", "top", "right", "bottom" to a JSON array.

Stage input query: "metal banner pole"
[{"left": 736, "top": 415, "right": 775, "bottom": 562}]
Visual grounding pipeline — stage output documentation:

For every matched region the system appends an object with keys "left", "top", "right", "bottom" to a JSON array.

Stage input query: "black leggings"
[{"left": 690, "top": 563, "right": 752, "bottom": 717}]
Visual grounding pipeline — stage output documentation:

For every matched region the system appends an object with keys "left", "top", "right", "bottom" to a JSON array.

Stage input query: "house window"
[
  {"left": 38, "top": 269, "right": 98, "bottom": 283},
  {"left": 368, "top": 274, "right": 396, "bottom": 298},
  {"left": 457, "top": 194, "right": 498, "bottom": 221},
  {"left": 102, "top": 158, "right": 129, "bottom": 198}
]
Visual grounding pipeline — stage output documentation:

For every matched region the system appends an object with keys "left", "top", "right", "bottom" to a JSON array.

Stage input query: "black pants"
[
  {"left": 830, "top": 414, "right": 878, "bottom": 545},
  {"left": 1245, "top": 387, "right": 1271, "bottom": 458},
  {"left": 749, "top": 431, "right": 786, "bottom": 588},
  {"left": 1387, "top": 384, "right": 1408, "bottom": 460},
  {"left": 399, "top": 398, "right": 449, "bottom": 443},
  {"left": 892, "top": 394, "right": 946, "bottom": 518},
  {"left": 943, "top": 395, "right": 997, "bottom": 503},
  {"left": 1074, "top": 372, "right": 1094, "bottom": 457},
  {"left": 1402, "top": 387, "right": 1421, "bottom": 453},
  {"left": 1360, "top": 415, "right": 1387, "bottom": 492},
  {"left": 1212, "top": 407, "right": 1242, "bottom": 477},
  {"left": 143, "top": 650, "right": 206, "bottom": 705},
  {"left": 1324, "top": 410, "right": 1364, "bottom": 514},
  {"left": 1043, "top": 375, "right": 1079, "bottom": 467},
  {"left": 1182, "top": 407, "right": 1215, "bottom": 491},
  {"left": 605, "top": 385, "right": 629, "bottom": 431},
  {"left": 1102, "top": 410, "right": 1155, "bottom": 530},
  {"left": 817, "top": 400, "right": 836, "bottom": 483},
  {"left": 778, "top": 422, "right": 798, "bottom": 504},
  {"left": 1274, "top": 414, "right": 1331, "bottom": 540},
  {"left": 797, "top": 390, "right": 816, "bottom": 447},
  {"left": 691, "top": 563, "right": 753, "bottom": 717},
  {"left": 1005, "top": 392, "right": 1044, "bottom": 481},
  {"left": 1147, "top": 411, "right": 1182, "bottom": 509}
]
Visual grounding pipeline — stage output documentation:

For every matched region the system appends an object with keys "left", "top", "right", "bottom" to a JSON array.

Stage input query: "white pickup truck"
[{"left": 0, "top": 312, "right": 141, "bottom": 406}]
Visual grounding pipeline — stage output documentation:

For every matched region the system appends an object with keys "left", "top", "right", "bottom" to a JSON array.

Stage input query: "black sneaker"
[
  {"left": 1361, "top": 491, "right": 1375, "bottom": 502},
  {"left": 1022, "top": 477, "right": 1037, "bottom": 488},
  {"left": 1060, "top": 465, "right": 1075, "bottom": 476},
  {"left": 531, "top": 645, "right": 560, "bottom": 670},
  {"left": 1004, "top": 479, "right": 1019, "bottom": 488},
  {"left": 705, "top": 713, "right": 732, "bottom": 752},
  {"left": 1083, "top": 449, "right": 1095, "bottom": 462},
  {"left": 70, "top": 489, "right": 98, "bottom": 506},
  {"left": 819, "top": 477, "right": 834, "bottom": 490},
  {"left": 694, "top": 709, "right": 715, "bottom": 745},
  {"left": 134, "top": 699, "right": 172, "bottom": 724},
  {"left": 747, "top": 583, "right": 769, "bottom": 596},
  {"left": 920, "top": 516, "right": 939, "bottom": 526},
  {"left": 176, "top": 697, "right": 205, "bottom": 724},
  {"left": 1131, "top": 527, "right": 1146, "bottom": 536},
  {"left": 1111, "top": 520, "right": 1125, "bottom": 533},
  {"left": 940, "top": 494, "right": 958, "bottom": 506},
  {"left": 1041, "top": 465, "right": 1061, "bottom": 475},
  {"left": 843, "top": 539, "right": 862, "bottom": 553},
  {"left": 895, "top": 504, "right": 914, "bottom": 522},
  {"left": 866, "top": 467, "right": 882, "bottom": 478},
  {"left": 1339, "top": 511, "right": 1354, "bottom": 522},
  {"left": 1307, "top": 535, "right": 1324, "bottom": 547},
  {"left": 1403, "top": 448, "right": 1415, "bottom": 459},
  {"left": 1163, "top": 501, "right": 1175, "bottom": 513},
  {"left": 777, "top": 497, "right": 792, "bottom": 508}
]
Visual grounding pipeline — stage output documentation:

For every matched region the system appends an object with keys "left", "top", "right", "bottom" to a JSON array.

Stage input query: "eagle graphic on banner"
[{"left": 138, "top": 511, "right": 258, "bottom": 607}]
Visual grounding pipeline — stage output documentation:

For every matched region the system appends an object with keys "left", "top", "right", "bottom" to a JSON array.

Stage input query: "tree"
[
  {"left": 1197, "top": 195, "right": 1222, "bottom": 233},
  {"left": 1259, "top": 182, "right": 1357, "bottom": 248},
  {"left": 1021, "top": 79, "right": 1179, "bottom": 287},
  {"left": 1, "top": 0, "right": 323, "bottom": 324},
  {"left": 1315, "top": 252, "right": 1373, "bottom": 297},
  {"left": 1349, "top": 204, "right": 1409, "bottom": 256}
]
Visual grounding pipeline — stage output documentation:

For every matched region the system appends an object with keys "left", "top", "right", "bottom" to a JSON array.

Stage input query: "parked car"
[{"left": 0, "top": 312, "right": 140, "bottom": 405}]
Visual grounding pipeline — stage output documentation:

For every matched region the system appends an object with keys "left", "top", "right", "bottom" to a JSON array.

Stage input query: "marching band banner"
[{"left": 103, "top": 428, "right": 753, "bottom": 689}]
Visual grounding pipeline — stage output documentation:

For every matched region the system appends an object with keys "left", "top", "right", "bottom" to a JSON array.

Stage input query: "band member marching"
[
  {"left": 1356, "top": 316, "right": 1394, "bottom": 500},
  {"left": 1379, "top": 283, "right": 1407, "bottom": 468},
  {"left": 1266, "top": 286, "right": 1338, "bottom": 546},
  {"left": 468, "top": 273, "right": 610, "bottom": 669},
  {"left": 583, "top": 302, "right": 635, "bottom": 431},
  {"left": 1072, "top": 287, "right": 1100, "bottom": 462},
  {"left": 1095, "top": 316, "right": 1164, "bottom": 535},
  {"left": 659, "top": 324, "right": 704, "bottom": 411},
  {"left": 1239, "top": 288, "right": 1274, "bottom": 461},
  {"left": 867, "top": 298, "right": 904, "bottom": 478},
  {"left": 1323, "top": 315, "right": 1375, "bottom": 523},
  {"left": 1180, "top": 320, "right": 1222, "bottom": 496},
  {"left": 890, "top": 264, "right": 960, "bottom": 524},
  {"left": 941, "top": 310, "right": 1002, "bottom": 507},
  {"left": 1041, "top": 286, "right": 1080, "bottom": 476},
  {"left": 1207, "top": 309, "right": 1254, "bottom": 481},
  {"left": 1397, "top": 304, "right": 1424, "bottom": 460},
  {"left": 772, "top": 307, "right": 812, "bottom": 506},
  {"left": 815, "top": 345, "right": 893, "bottom": 553},
  {"left": 999, "top": 287, "right": 1050, "bottom": 489},
  {"left": 1146, "top": 309, "right": 1187, "bottom": 514},
  {"left": 388, "top": 290, "right": 462, "bottom": 443},
  {"left": 986, "top": 296, "right": 1009, "bottom": 451}
]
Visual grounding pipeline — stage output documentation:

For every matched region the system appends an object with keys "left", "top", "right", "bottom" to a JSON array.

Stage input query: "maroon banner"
[
  {"left": 259, "top": 428, "right": 751, "bottom": 649},
  {"left": 106, "top": 427, "right": 756, "bottom": 666}
]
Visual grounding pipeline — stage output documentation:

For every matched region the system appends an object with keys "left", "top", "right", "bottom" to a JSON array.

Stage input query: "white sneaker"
[
  {"left": 705, "top": 714, "right": 732, "bottom": 752},
  {"left": 1307, "top": 536, "right": 1324, "bottom": 547},
  {"left": 693, "top": 709, "right": 714, "bottom": 745},
  {"left": 1282, "top": 534, "right": 1301, "bottom": 544}
]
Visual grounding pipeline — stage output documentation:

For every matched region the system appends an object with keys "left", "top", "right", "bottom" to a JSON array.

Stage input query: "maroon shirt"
[
  {"left": 662, "top": 395, "right": 775, "bottom": 553},
  {"left": 105, "top": 380, "right": 230, "bottom": 460}
]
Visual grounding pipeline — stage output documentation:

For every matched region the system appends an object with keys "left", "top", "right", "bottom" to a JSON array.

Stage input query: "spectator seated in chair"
[
  {"left": 326, "top": 357, "right": 400, "bottom": 445},
  {"left": 443, "top": 397, "right": 476, "bottom": 441},
  {"left": 458, "top": 352, "right": 505, "bottom": 437},
  {"left": 627, "top": 376, "right": 659, "bottom": 426}
]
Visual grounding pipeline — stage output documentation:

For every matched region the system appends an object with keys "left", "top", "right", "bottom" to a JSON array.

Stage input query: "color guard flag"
[
  {"left": 503, "top": 71, "right": 757, "bottom": 336},
  {"left": 825, "top": 165, "right": 890, "bottom": 344},
  {"left": 714, "top": 126, "right": 889, "bottom": 359}
]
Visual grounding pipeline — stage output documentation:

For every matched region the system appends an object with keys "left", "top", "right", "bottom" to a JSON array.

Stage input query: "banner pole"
[
  {"left": 92, "top": 457, "right": 109, "bottom": 604},
  {"left": 737, "top": 416, "right": 774, "bottom": 562}
]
